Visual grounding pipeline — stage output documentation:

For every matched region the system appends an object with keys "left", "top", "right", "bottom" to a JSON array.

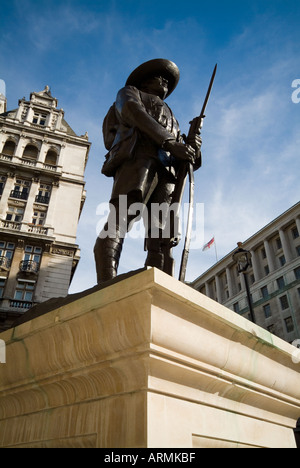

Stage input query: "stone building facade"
[
  {"left": 191, "top": 202, "right": 300, "bottom": 343},
  {"left": 0, "top": 86, "right": 90, "bottom": 330}
]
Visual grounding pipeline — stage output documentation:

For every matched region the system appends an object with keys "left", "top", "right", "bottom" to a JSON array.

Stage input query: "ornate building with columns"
[
  {"left": 191, "top": 202, "right": 300, "bottom": 343},
  {"left": 0, "top": 86, "right": 90, "bottom": 330}
]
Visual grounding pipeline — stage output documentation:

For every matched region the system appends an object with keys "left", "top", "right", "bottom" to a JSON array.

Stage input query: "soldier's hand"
[
  {"left": 163, "top": 140, "right": 196, "bottom": 164},
  {"left": 182, "top": 133, "right": 202, "bottom": 152}
]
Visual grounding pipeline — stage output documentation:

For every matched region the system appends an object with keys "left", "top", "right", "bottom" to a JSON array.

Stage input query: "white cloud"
[{"left": 13, "top": 1, "right": 101, "bottom": 51}]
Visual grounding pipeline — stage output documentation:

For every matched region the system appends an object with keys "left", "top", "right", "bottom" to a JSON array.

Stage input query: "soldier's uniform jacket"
[{"left": 102, "top": 85, "right": 182, "bottom": 181}]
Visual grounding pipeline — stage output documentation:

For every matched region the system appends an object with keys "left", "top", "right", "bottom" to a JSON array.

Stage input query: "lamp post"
[{"left": 232, "top": 242, "right": 256, "bottom": 323}]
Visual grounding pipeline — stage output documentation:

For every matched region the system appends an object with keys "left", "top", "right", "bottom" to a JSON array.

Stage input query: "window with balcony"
[
  {"left": 10, "top": 179, "right": 30, "bottom": 200},
  {"left": 0, "top": 241, "right": 15, "bottom": 270},
  {"left": 35, "top": 183, "right": 51, "bottom": 204},
  {"left": 19, "top": 245, "right": 42, "bottom": 274}
]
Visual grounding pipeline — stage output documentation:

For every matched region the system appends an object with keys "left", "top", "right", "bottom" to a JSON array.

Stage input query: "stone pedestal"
[{"left": 0, "top": 268, "right": 299, "bottom": 448}]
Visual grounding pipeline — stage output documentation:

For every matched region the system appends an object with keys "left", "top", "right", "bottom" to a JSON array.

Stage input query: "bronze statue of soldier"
[{"left": 94, "top": 58, "right": 202, "bottom": 284}]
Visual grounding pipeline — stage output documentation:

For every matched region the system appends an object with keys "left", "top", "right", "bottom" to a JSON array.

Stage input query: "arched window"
[
  {"left": 23, "top": 144, "right": 38, "bottom": 161},
  {"left": 2, "top": 140, "right": 16, "bottom": 156},
  {"left": 45, "top": 149, "right": 57, "bottom": 166}
]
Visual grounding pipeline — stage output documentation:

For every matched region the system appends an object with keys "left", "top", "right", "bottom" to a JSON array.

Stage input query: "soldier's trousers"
[{"left": 94, "top": 156, "right": 178, "bottom": 283}]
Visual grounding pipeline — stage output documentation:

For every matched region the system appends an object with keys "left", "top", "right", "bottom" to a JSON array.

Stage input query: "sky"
[{"left": 1, "top": 0, "right": 300, "bottom": 292}]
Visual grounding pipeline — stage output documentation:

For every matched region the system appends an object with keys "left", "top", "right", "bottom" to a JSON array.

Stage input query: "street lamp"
[{"left": 232, "top": 242, "right": 256, "bottom": 323}]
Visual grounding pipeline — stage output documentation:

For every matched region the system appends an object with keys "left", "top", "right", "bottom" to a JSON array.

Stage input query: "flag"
[{"left": 202, "top": 237, "right": 215, "bottom": 251}]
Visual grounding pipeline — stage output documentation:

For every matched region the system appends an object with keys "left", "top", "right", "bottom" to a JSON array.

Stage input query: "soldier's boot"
[
  {"left": 145, "top": 250, "right": 164, "bottom": 271},
  {"left": 94, "top": 234, "right": 124, "bottom": 284},
  {"left": 144, "top": 237, "right": 174, "bottom": 276}
]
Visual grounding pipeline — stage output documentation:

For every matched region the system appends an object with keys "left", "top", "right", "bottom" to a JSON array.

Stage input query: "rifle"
[{"left": 174, "top": 64, "right": 217, "bottom": 282}]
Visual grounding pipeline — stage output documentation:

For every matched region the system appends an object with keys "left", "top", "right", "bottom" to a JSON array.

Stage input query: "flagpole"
[{"left": 214, "top": 236, "right": 218, "bottom": 262}]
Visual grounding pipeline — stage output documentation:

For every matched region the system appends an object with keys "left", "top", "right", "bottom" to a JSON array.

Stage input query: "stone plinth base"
[{"left": 0, "top": 268, "right": 299, "bottom": 448}]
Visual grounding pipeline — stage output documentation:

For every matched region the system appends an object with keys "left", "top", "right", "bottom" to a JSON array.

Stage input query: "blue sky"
[{"left": 1, "top": 0, "right": 300, "bottom": 291}]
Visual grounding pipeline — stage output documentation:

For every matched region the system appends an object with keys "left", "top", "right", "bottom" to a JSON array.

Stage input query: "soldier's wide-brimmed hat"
[{"left": 126, "top": 58, "right": 180, "bottom": 97}]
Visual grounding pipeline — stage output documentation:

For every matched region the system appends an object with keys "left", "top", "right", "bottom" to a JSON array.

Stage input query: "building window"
[
  {"left": 267, "top": 324, "right": 276, "bottom": 335},
  {"left": 22, "top": 144, "right": 38, "bottom": 161},
  {"left": 276, "top": 237, "right": 282, "bottom": 250},
  {"left": 10, "top": 179, "right": 30, "bottom": 200},
  {"left": 35, "top": 184, "right": 51, "bottom": 204},
  {"left": 284, "top": 316, "right": 294, "bottom": 333},
  {"left": 2, "top": 139, "right": 16, "bottom": 156},
  {"left": 24, "top": 245, "right": 42, "bottom": 264},
  {"left": 294, "top": 266, "right": 300, "bottom": 280},
  {"left": 261, "top": 248, "right": 267, "bottom": 259},
  {"left": 296, "top": 246, "right": 300, "bottom": 257},
  {"left": 263, "top": 304, "right": 272, "bottom": 318},
  {"left": 32, "top": 210, "right": 47, "bottom": 226},
  {"left": 278, "top": 255, "right": 286, "bottom": 267},
  {"left": 14, "top": 280, "right": 35, "bottom": 302},
  {"left": 264, "top": 265, "right": 270, "bottom": 276},
  {"left": 0, "top": 278, "right": 6, "bottom": 298},
  {"left": 6, "top": 206, "right": 24, "bottom": 223},
  {"left": 45, "top": 149, "right": 57, "bottom": 166},
  {"left": 292, "top": 226, "right": 299, "bottom": 239},
  {"left": 32, "top": 112, "right": 47, "bottom": 126},
  {"left": 0, "top": 241, "right": 15, "bottom": 269},
  {"left": 261, "top": 285, "right": 269, "bottom": 299},
  {"left": 279, "top": 295, "right": 289, "bottom": 310},
  {"left": 277, "top": 276, "right": 285, "bottom": 289},
  {"left": 19, "top": 246, "right": 42, "bottom": 274},
  {"left": 233, "top": 302, "right": 240, "bottom": 313},
  {"left": 0, "top": 175, "right": 6, "bottom": 195}
]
